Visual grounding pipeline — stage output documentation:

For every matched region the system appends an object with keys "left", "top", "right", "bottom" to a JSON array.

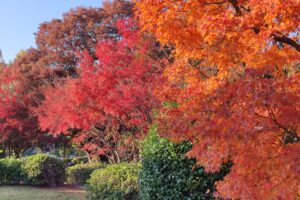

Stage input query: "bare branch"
[
  {"left": 228, "top": 0, "right": 242, "bottom": 15},
  {"left": 204, "top": 1, "right": 229, "bottom": 5},
  {"left": 271, "top": 34, "right": 300, "bottom": 53},
  {"left": 240, "top": 5, "right": 251, "bottom": 12},
  {"left": 188, "top": 59, "right": 209, "bottom": 78},
  {"left": 268, "top": 109, "right": 288, "bottom": 132},
  {"left": 254, "top": 112, "right": 268, "bottom": 119}
]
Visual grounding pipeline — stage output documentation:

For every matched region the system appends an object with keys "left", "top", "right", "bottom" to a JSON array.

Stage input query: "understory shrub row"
[
  {"left": 1, "top": 128, "right": 232, "bottom": 199},
  {"left": 65, "top": 162, "right": 105, "bottom": 185},
  {"left": 0, "top": 158, "right": 24, "bottom": 185},
  {"left": 86, "top": 162, "right": 141, "bottom": 200},
  {"left": 0, "top": 154, "right": 64, "bottom": 186},
  {"left": 85, "top": 126, "right": 231, "bottom": 200},
  {"left": 23, "top": 154, "right": 65, "bottom": 187}
]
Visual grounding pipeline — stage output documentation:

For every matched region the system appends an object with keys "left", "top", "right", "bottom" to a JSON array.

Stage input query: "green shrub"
[
  {"left": 63, "top": 157, "right": 73, "bottom": 167},
  {"left": 22, "top": 154, "right": 65, "bottom": 187},
  {"left": 66, "top": 162, "right": 105, "bottom": 185},
  {"left": 71, "top": 156, "right": 89, "bottom": 165},
  {"left": 140, "top": 126, "right": 231, "bottom": 200},
  {"left": 86, "top": 162, "right": 141, "bottom": 200},
  {"left": 0, "top": 158, "right": 24, "bottom": 185}
]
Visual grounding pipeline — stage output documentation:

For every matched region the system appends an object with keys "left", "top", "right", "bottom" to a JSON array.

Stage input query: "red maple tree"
[
  {"left": 37, "top": 19, "right": 164, "bottom": 163},
  {"left": 0, "top": 67, "right": 40, "bottom": 156}
]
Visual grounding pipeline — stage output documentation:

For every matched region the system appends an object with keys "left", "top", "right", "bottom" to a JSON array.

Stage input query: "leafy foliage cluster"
[
  {"left": 0, "top": 0, "right": 299, "bottom": 199},
  {"left": 65, "top": 162, "right": 105, "bottom": 185},
  {"left": 36, "top": 18, "right": 163, "bottom": 164},
  {"left": 0, "top": 0, "right": 135, "bottom": 160},
  {"left": 140, "top": 126, "right": 230, "bottom": 200},
  {"left": 86, "top": 162, "right": 141, "bottom": 200},
  {"left": 136, "top": 0, "right": 300, "bottom": 199},
  {"left": 0, "top": 158, "right": 24, "bottom": 185},
  {"left": 22, "top": 154, "right": 65, "bottom": 187},
  {"left": 0, "top": 154, "right": 64, "bottom": 187}
]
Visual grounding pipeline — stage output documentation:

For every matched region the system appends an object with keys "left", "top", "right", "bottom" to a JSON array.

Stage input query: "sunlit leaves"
[{"left": 136, "top": 0, "right": 300, "bottom": 199}]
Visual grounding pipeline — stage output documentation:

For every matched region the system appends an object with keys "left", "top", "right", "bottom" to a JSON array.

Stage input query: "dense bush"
[
  {"left": 0, "top": 158, "right": 24, "bottom": 185},
  {"left": 140, "top": 126, "right": 231, "bottom": 200},
  {"left": 86, "top": 162, "right": 141, "bottom": 200},
  {"left": 22, "top": 154, "right": 65, "bottom": 187},
  {"left": 0, "top": 155, "right": 65, "bottom": 186},
  {"left": 66, "top": 162, "right": 105, "bottom": 185}
]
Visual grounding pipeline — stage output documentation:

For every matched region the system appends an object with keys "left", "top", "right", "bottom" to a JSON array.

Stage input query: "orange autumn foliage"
[
  {"left": 136, "top": 0, "right": 300, "bottom": 199},
  {"left": 136, "top": 0, "right": 300, "bottom": 70}
]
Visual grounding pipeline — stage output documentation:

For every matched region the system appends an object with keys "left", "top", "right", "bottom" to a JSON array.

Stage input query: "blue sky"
[{"left": 0, "top": 0, "right": 103, "bottom": 62}]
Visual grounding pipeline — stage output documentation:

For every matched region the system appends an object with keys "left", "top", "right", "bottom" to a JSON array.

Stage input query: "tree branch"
[
  {"left": 271, "top": 34, "right": 300, "bottom": 53},
  {"left": 188, "top": 59, "right": 209, "bottom": 78},
  {"left": 228, "top": 0, "right": 242, "bottom": 15},
  {"left": 254, "top": 112, "right": 268, "bottom": 119},
  {"left": 204, "top": 1, "right": 229, "bottom": 5},
  {"left": 240, "top": 5, "right": 251, "bottom": 12},
  {"left": 268, "top": 109, "right": 288, "bottom": 132}
]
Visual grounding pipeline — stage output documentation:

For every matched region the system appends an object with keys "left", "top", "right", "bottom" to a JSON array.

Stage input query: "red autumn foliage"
[
  {"left": 0, "top": 51, "right": 71, "bottom": 157},
  {"left": 0, "top": 66, "right": 39, "bottom": 156},
  {"left": 35, "top": 0, "right": 133, "bottom": 76},
  {"left": 37, "top": 19, "right": 164, "bottom": 163}
]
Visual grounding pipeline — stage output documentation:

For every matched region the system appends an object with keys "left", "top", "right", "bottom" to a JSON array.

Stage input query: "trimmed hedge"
[
  {"left": 0, "top": 154, "right": 65, "bottom": 187},
  {"left": 0, "top": 158, "right": 24, "bottom": 185},
  {"left": 22, "top": 154, "right": 65, "bottom": 187},
  {"left": 86, "top": 162, "right": 141, "bottom": 200},
  {"left": 140, "top": 126, "right": 231, "bottom": 200},
  {"left": 66, "top": 162, "right": 105, "bottom": 185}
]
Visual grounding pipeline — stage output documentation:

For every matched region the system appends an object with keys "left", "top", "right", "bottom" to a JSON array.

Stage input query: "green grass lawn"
[{"left": 0, "top": 186, "right": 87, "bottom": 200}]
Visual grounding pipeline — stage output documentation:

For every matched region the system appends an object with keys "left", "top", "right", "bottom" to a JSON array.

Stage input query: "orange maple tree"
[{"left": 136, "top": 0, "right": 300, "bottom": 199}]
